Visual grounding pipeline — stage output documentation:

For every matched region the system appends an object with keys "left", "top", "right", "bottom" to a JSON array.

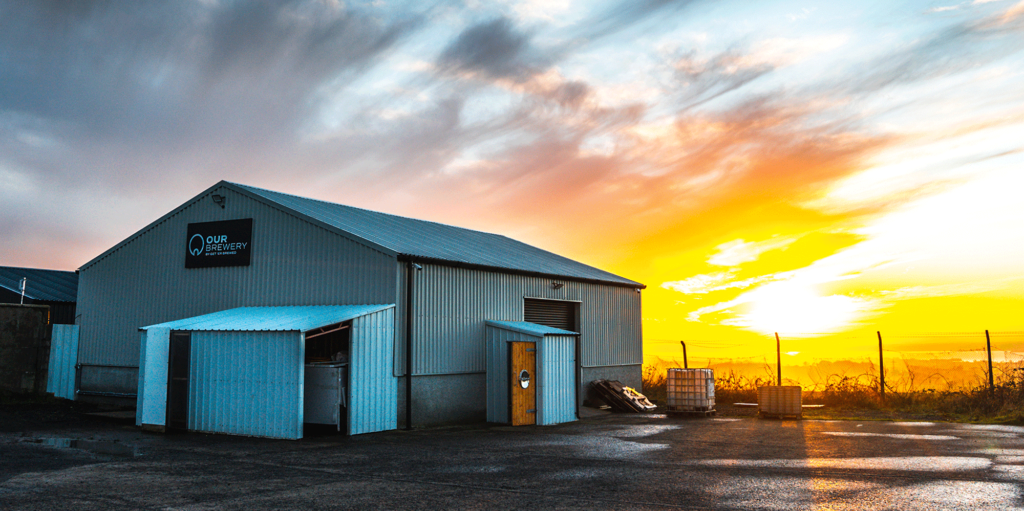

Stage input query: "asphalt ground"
[{"left": 2, "top": 404, "right": 1024, "bottom": 510}]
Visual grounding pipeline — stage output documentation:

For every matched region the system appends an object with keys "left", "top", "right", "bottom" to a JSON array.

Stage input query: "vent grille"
[{"left": 524, "top": 299, "right": 576, "bottom": 332}]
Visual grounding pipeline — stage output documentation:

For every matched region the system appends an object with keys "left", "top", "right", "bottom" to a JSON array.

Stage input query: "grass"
[{"left": 642, "top": 364, "right": 1024, "bottom": 423}]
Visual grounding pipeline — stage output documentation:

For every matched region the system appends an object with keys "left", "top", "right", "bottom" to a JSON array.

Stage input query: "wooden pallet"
[{"left": 590, "top": 380, "right": 657, "bottom": 413}]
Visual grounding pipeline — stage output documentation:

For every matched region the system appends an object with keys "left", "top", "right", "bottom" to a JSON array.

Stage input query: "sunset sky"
[{"left": 1, "top": 0, "right": 1022, "bottom": 364}]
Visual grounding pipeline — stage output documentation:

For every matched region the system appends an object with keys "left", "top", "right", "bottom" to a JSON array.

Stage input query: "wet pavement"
[{"left": 2, "top": 411, "right": 1024, "bottom": 509}]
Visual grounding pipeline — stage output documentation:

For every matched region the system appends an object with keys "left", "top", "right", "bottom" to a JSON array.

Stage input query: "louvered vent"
[{"left": 524, "top": 299, "right": 576, "bottom": 332}]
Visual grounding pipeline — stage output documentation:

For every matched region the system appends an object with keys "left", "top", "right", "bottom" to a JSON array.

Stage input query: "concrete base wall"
[
  {"left": 581, "top": 364, "right": 642, "bottom": 406},
  {"left": 398, "top": 365, "right": 641, "bottom": 427},
  {"left": 399, "top": 373, "right": 487, "bottom": 427},
  {"left": 79, "top": 365, "right": 138, "bottom": 395}
]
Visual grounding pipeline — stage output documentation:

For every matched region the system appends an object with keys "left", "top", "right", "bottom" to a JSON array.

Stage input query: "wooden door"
[
  {"left": 166, "top": 332, "right": 191, "bottom": 430},
  {"left": 510, "top": 342, "right": 537, "bottom": 426}
]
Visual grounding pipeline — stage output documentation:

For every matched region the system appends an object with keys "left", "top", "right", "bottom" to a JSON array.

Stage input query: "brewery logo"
[
  {"left": 185, "top": 218, "right": 253, "bottom": 269},
  {"left": 189, "top": 234, "right": 205, "bottom": 256}
]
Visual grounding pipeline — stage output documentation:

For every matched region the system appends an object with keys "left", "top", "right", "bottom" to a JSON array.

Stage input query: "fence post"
[
  {"left": 877, "top": 331, "right": 885, "bottom": 400},
  {"left": 986, "top": 330, "right": 994, "bottom": 393},
  {"left": 775, "top": 332, "right": 782, "bottom": 385}
]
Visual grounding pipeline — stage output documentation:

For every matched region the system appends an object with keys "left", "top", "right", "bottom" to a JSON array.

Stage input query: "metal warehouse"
[{"left": 60, "top": 180, "right": 645, "bottom": 437}]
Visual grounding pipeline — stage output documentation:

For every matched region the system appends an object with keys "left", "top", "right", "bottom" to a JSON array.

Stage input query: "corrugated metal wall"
[
  {"left": 537, "top": 335, "right": 576, "bottom": 426},
  {"left": 77, "top": 185, "right": 397, "bottom": 372},
  {"left": 402, "top": 263, "right": 640, "bottom": 376},
  {"left": 137, "top": 327, "right": 169, "bottom": 427},
  {"left": 188, "top": 331, "right": 304, "bottom": 439},
  {"left": 349, "top": 307, "right": 397, "bottom": 435},
  {"left": 46, "top": 325, "right": 79, "bottom": 400},
  {"left": 484, "top": 325, "right": 540, "bottom": 423}
]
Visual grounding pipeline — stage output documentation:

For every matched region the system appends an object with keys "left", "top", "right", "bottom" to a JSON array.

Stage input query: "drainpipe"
[{"left": 405, "top": 261, "right": 421, "bottom": 430}]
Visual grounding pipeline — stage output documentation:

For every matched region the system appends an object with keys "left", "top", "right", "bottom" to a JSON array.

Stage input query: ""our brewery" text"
[{"left": 203, "top": 235, "right": 247, "bottom": 254}]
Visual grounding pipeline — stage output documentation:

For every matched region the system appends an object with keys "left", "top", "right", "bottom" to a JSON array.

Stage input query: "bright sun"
[{"left": 730, "top": 281, "right": 867, "bottom": 336}]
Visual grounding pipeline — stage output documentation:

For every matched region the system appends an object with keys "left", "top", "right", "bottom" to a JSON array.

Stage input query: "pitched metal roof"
[
  {"left": 485, "top": 320, "right": 579, "bottom": 337},
  {"left": 141, "top": 305, "right": 394, "bottom": 332},
  {"left": 231, "top": 182, "right": 643, "bottom": 288},
  {"left": 0, "top": 266, "right": 78, "bottom": 303}
]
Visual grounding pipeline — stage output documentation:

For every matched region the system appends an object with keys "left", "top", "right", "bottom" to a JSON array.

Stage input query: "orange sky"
[{"left": 1, "top": 1, "right": 1022, "bottom": 364}]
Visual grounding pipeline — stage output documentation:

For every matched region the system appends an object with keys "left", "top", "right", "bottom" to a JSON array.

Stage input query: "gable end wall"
[{"left": 77, "top": 185, "right": 397, "bottom": 370}]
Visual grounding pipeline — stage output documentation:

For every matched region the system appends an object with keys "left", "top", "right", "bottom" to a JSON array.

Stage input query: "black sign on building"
[{"left": 185, "top": 219, "right": 253, "bottom": 268}]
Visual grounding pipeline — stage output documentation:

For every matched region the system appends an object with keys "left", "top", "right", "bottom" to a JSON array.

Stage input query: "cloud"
[
  {"left": 662, "top": 271, "right": 787, "bottom": 294},
  {"left": 672, "top": 35, "right": 847, "bottom": 108},
  {"left": 879, "top": 279, "right": 1021, "bottom": 300},
  {"left": 0, "top": 1, "right": 420, "bottom": 185},
  {"left": 437, "top": 18, "right": 548, "bottom": 83},
  {"left": 707, "top": 236, "right": 799, "bottom": 266},
  {"left": 1002, "top": 0, "right": 1024, "bottom": 21}
]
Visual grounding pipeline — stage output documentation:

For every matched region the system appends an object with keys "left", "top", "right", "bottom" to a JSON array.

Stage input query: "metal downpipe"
[{"left": 405, "top": 260, "right": 417, "bottom": 430}]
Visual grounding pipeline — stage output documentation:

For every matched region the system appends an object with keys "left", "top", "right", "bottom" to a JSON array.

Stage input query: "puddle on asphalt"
[
  {"left": 24, "top": 437, "right": 141, "bottom": 457},
  {"left": 443, "top": 465, "right": 506, "bottom": 474},
  {"left": 960, "top": 424, "right": 1024, "bottom": 435},
  {"left": 993, "top": 464, "right": 1024, "bottom": 480},
  {"left": 694, "top": 456, "right": 991, "bottom": 471},
  {"left": 823, "top": 432, "right": 959, "bottom": 441},
  {"left": 537, "top": 434, "right": 670, "bottom": 460},
  {"left": 954, "top": 431, "right": 1020, "bottom": 438},
  {"left": 611, "top": 424, "right": 679, "bottom": 438},
  {"left": 977, "top": 448, "right": 1024, "bottom": 456},
  {"left": 545, "top": 467, "right": 606, "bottom": 480}
]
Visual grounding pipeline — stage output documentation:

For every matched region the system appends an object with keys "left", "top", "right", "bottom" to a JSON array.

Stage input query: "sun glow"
[{"left": 724, "top": 281, "right": 868, "bottom": 336}]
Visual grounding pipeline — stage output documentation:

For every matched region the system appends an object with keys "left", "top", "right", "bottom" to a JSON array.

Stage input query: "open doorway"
[{"left": 303, "top": 321, "right": 350, "bottom": 434}]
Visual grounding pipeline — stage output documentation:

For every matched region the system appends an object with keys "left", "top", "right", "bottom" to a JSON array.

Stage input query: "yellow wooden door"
[{"left": 510, "top": 342, "right": 537, "bottom": 425}]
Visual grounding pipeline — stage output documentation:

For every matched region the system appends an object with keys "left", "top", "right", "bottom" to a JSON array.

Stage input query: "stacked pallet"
[{"left": 590, "top": 379, "right": 657, "bottom": 413}]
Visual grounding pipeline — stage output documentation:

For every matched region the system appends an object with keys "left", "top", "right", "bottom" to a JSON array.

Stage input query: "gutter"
[{"left": 396, "top": 255, "right": 645, "bottom": 290}]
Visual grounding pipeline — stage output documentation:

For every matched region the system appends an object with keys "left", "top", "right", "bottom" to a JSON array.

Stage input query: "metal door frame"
[
  {"left": 166, "top": 331, "right": 191, "bottom": 430},
  {"left": 508, "top": 341, "right": 537, "bottom": 426}
]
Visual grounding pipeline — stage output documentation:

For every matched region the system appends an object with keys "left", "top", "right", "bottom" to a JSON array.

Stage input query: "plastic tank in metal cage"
[{"left": 666, "top": 368, "right": 715, "bottom": 412}]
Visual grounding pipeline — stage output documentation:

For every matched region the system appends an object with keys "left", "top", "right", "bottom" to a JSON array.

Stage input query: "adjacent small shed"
[
  {"left": 0, "top": 266, "right": 78, "bottom": 325},
  {"left": 136, "top": 305, "right": 396, "bottom": 439},
  {"left": 485, "top": 321, "right": 579, "bottom": 426}
]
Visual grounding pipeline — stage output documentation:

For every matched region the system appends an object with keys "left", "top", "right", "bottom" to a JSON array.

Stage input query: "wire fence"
[{"left": 643, "top": 330, "right": 1024, "bottom": 392}]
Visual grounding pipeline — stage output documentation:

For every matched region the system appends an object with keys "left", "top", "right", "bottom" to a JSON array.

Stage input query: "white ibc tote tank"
[{"left": 666, "top": 368, "right": 715, "bottom": 412}]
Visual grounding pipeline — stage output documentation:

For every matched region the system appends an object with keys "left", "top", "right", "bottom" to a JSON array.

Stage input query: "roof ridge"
[
  {"left": 0, "top": 266, "right": 76, "bottom": 274},
  {"left": 230, "top": 181, "right": 511, "bottom": 240}
]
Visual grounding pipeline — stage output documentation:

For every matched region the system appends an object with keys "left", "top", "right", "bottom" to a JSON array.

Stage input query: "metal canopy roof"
[
  {"left": 0, "top": 266, "right": 78, "bottom": 303},
  {"left": 141, "top": 305, "right": 395, "bottom": 332},
  {"left": 231, "top": 182, "right": 644, "bottom": 288},
  {"left": 485, "top": 320, "right": 579, "bottom": 337}
]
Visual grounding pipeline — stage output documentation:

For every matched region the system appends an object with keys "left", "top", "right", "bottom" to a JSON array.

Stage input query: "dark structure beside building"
[
  {"left": 0, "top": 304, "right": 51, "bottom": 395},
  {"left": 0, "top": 266, "right": 78, "bottom": 325}
]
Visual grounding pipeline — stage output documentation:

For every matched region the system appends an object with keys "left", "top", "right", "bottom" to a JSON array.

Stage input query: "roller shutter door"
[{"left": 524, "top": 299, "right": 576, "bottom": 332}]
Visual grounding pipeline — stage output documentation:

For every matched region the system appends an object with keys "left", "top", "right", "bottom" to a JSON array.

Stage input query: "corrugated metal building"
[
  {"left": 71, "top": 180, "right": 644, "bottom": 431},
  {"left": 136, "top": 305, "right": 395, "bottom": 439},
  {"left": 0, "top": 266, "right": 78, "bottom": 325}
]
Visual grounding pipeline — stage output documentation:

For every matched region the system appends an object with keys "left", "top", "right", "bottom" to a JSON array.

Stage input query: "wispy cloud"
[
  {"left": 707, "top": 236, "right": 799, "bottom": 266},
  {"left": 662, "top": 270, "right": 788, "bottom": 294}
]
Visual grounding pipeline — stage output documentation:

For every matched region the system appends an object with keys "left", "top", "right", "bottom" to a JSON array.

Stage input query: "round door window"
[{"left": 518, "top": 369, "right": 531, "bottom": 389}]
